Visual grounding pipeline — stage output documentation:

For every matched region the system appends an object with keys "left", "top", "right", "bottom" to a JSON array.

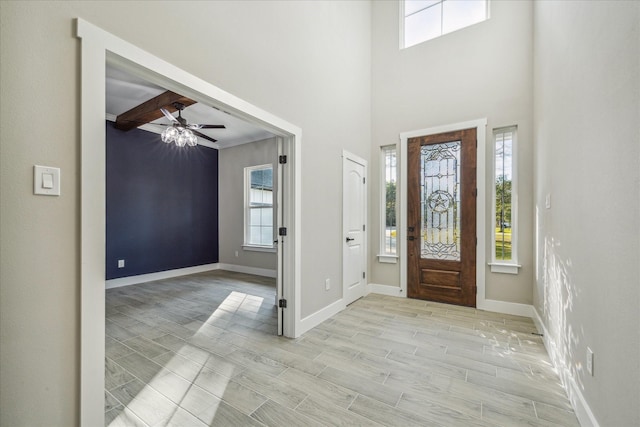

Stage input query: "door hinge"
[
  {"left": 278, "top": 299, "right": 287, "bottom": 308},
  {"left": 363, "top": 177, "right": 366, "bottom": 184},
  {"left": 362, "top": 272, "right": 366, "bottom": 279},
  {"left": 476, "top": 139, "right": 478, "bottom": 147},
  {"left": 473, "top": 188, "right": 478, "bottom": 197},
  {"left": 362, "top": 224, "right": 365, "bottom": 231},
  {"left": 476, "top": 237, "right": 478, "bottom": 245},
  {"left": 279, "top": 227, "right": 287, "bottom": 236},
  {"left": 279, "top": 155, "right": 287, "bottom": 164}
]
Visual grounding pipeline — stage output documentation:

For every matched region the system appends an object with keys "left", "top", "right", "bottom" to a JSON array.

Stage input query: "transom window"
[
  {"left": 245, "top": 164, "right": 273, "bottom": 247},
  {"left": 402, "top": 0, "right": 489, "bottom": 49}
]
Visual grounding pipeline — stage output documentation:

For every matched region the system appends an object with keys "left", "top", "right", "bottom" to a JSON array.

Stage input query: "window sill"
[
  {"left": 489, "top": 263, "right": 521, "bottom": 275},
  {"left": 378, "top": 254, "right": 398, "bottom": 264},
  {"left": 243, "top": 245, "right": 276, "bottom": 253}
]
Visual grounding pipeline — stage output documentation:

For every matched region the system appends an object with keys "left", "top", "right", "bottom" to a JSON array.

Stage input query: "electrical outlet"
[
  {"left": 118, "top": 259, "right": 125, "bottom": 268},
  {"left": 586, "top": 347, "right": 594, "bottom": 376},
  {"left": 325, "top": 278, "right": 331, "bottom": 291},
  {"left": 235, "top": 250, "right": 239, "bottom": 257}
]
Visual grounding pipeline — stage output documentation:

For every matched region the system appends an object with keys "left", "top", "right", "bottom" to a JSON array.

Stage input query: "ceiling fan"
[{"left": 159, "top": 102, "right": 226, "bottom": 146}]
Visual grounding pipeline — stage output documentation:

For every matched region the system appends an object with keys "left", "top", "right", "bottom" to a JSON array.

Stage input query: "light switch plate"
[{"left": 34, "top": 165, "right": 60, "bottom": 196}]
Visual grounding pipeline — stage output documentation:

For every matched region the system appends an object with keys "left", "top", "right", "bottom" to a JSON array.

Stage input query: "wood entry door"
[{"left": 407, "top": 128, "right": 477, "bottom": 307}]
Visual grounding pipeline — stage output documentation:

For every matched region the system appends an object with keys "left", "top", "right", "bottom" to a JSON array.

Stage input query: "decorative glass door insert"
[{"left": 420, "top": 141, "right": 461, "bottom": 261}]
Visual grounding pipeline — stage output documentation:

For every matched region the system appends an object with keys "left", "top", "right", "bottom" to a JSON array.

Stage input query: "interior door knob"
[{"left": 346, "top": 237, "right": 354, "bottom": 242}]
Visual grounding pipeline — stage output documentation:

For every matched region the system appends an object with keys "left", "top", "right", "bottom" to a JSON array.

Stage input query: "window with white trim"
[
  {"left": 244, "top": 164, "right": 274, "bottom": 248},
  {"left": 379, "top": 146, "right": 397, "bottom": 262},
  {"left": 491, "top": 126, "right": 519, "bottom": 274},
  {"left": 401, "top": 0, "right": 489, "bottom": 49}
]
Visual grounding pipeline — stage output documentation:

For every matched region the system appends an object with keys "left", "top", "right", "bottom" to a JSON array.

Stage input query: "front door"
[{"left": 407, "top": 129, "right": 477, "bottom": 307}]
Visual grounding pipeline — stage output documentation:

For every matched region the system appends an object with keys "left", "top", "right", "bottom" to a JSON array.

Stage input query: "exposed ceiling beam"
[{"left": 114, "top": 91, "right": 196, "bottom": 131}]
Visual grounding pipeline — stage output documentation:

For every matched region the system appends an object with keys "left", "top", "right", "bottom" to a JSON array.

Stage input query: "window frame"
[
  {"left": 243, "top": 163, "right": 275, "bottom": 251},
  {"left": 400, "top": 0, "right": 490, "bottom": 49},
  {"left": 378, "top": 145, "right": 398, "bottom": 263},
  {"left": 490, "top": 126, "right": 520, "bottom": 274}
]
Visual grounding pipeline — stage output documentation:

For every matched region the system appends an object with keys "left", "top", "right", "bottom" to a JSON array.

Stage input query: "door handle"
[
  {"left": 346, "top": 237, "right": 354, "bottom": 242},
  {"left": 408, "top": 236, "right": 415, "bottom": 241}
]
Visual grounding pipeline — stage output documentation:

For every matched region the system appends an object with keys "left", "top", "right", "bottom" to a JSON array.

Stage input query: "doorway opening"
[{"left": 105, "top": 62, "right": 282, "bottom": 333}]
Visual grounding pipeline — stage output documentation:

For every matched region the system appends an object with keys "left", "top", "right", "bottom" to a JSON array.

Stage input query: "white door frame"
[
  {"left": 342, "top": 150, "right": 368, "bottom": 304},
  {"left": 276, "top": 136, "right": 286, "bottom": 335},
  {"left": 399, "top": 119, "right": 487, "bottom": 308},
  {"left": 77, "top": 19, "right": 302, "bottom": 426}
]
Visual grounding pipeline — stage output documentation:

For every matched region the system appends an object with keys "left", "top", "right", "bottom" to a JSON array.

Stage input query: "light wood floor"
[{"left": 105, "top": 270, "right": 579, "bottom": 426}]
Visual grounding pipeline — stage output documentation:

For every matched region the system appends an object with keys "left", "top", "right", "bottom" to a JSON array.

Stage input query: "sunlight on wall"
[{"left": 542, "top": 233, "right": 587, "bottom": 391}]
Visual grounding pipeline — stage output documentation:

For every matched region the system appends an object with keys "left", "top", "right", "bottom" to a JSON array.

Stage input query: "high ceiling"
[{"left": 105, "top": 65, "right": 275, "bottom": 149}]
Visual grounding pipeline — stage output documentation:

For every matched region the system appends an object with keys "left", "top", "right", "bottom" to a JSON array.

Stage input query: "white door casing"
[
  {"left": 343, "top": 151, "right": 367, "bottom": 305},
  {"left": 400, "top": 119, "right": 488, "bottom": 309},
  {"left": 276, "top": 137, "right": 284, "bottom": 335}
]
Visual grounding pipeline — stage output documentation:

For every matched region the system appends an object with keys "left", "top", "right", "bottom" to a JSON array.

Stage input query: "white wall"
[
  {"left": 0, "top": 1, "right": 371, "bottom": 425},
  {"left": 533, "top": 1, "right": 640, "bottom": 425},
  {"left": 371, "top": 0, "right": 534, "bottom": 304},
  {"left": 219, "top": 138, "right": 278, "bottom": 271}
]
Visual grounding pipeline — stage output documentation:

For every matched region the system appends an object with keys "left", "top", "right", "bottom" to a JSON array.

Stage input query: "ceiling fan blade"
[
  {"left": 197, "top": 124, "right": 226, "bottom": 129},
  {"left": 120, "top": 120, "right": 173, "bottom": 127},
  {"left": 191, "top": 129, "right": 218, "bottom": 143},
  {"left": 160, "top": 108, "right": 179, "bottom": 124},
  {"left": 187, "top": 124, "right": 226, "bottom": 130},
  {"left": 112, "top": 119, "right": 170, "bottom": 127}
]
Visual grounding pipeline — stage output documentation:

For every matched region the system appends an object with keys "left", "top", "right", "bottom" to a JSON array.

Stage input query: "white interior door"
[{"left": 343, "top": 153, "right": 367, "bottom": 305}]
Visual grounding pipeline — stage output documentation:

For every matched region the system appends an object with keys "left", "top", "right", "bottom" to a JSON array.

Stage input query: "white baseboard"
[
  {"left": 106, "top": 262, "right": 277, "bottom": 289},
  {"left": 106, "top": 263, "right": 220, "bottom": 289},
  {"left": 218, "top": 263, "right": 277, "bottom": 278},
  {"left": 368, "top": 283, "right": 404, "bottom": 297},
  {"left": 532, "top": 308, "right": 600, "bottom": 427},
  {"left": 477, "top": 298, "right": 534, "bottom": 318},
  {"left": 298, "top": 298, "right": 346, "bottom": 336}
]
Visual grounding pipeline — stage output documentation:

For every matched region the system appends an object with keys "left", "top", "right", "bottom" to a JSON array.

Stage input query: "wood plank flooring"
[{"left": 105, "top": 270, "right": 579, "bottom": 426}]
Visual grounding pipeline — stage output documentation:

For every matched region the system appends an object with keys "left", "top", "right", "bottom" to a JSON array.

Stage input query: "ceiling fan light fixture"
[
  {"left": 185, "top": 130, "right": 198, "bottom": 147},
  {"left": 161, "top": 126, "right": 179, "bottom": 143},
  {"left": 161, "top": 125, "right": 198, "bottom": 147},
  {"left": 158, "top": 104, "right": 224, "bottom": 147},
  {"left": 176, "top": 132, "right": 188, "bottom": 147}
]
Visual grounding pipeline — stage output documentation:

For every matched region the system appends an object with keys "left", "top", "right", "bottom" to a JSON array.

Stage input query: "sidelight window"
[
  {"left": 491, "top": 126, "right": 520, "bottom": 273},
  {"left": 379, "top": 146, "right": 398, "bottom": 262}
]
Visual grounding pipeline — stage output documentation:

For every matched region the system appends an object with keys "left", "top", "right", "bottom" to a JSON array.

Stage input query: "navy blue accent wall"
[{"left": 106, "top": 122, "right": 219, "bottom": 280}]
